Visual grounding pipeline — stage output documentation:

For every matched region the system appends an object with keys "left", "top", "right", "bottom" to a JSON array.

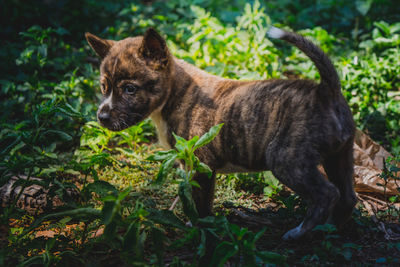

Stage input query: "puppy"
[{"left": 85, "top": 26, "right": 357, "bottom": 240}]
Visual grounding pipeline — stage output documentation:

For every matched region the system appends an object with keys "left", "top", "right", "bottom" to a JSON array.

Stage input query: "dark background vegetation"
[{"left": 0, "top": 0, "right": 399, "bottom": 266}]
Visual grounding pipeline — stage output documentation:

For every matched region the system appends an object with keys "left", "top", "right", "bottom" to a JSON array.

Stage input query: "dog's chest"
[{"left": 150, "top": 110, "right": 171, "bottom": 149}]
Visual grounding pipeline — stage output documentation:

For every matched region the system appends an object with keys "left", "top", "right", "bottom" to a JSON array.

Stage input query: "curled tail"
[{"left": 268, "top": 26, "right": 341, "bottom": 97}]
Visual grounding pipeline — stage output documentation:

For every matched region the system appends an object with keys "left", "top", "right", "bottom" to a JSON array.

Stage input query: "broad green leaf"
[
  {"left": 187, "top": 135, "right": 199, "bottom": 150},
  {"left": 197, "top": 162, "right": 212, "bottom": 177},
  {"left": 312, "top": 223, "right": 337, "bottom": 233},
  {"left": 356, "top": 0, "right": 373, "bottom": 16},
  {"left": 17, "top": 255, "right": 43, "bottom": 267},
  {"left": 117, "top": 186, "right": 131, "bottom": 201},
  {"left": 256, "top": 251, "right": 286, "bottom": 265},
  {"left": 374, "top": 21, "right": 391, "bottom": 36},
  {"left": 253, "top": 227, "right": 266, "bottom": 244},
  {"left": 9, "top": 141, "right": 26, "bottom": 155},
  {"left": 147, "top": 209, "right": 186, "bottom": 229},
  {"left": 178, "top": 181, "right": 198, "bottom": 223},
  {"left": 210, "top": 241, "right": 238, "bottom": 267},
  {"left": 189, "top": 180, "right": 201, "bottom": 188},
  {"left": 84, "top": 180, "right": 118, "bottom": 198},
  {"left": 151, "top": 227, "right": 165, "bottom": 266},
  {"left": 175, "top": 168, "right": 187, "bottom": 180},
  {"left": 194, "top": 123, "right": 223, "bottom": 150},
  {"left": 101, "top": 201, "right": 116, "bottom": 225},
  {"left": 197, "top": 229, "right": 207, "bottom": 258},
  {"left": 147, "top": 149, "right": 177, "bottom": 161},
  {"left": 155, "top": 154, "right": 177, "bottom": 184},
  {"left": 21, "top": 208, "right": 101, "bottom": 237},
  {"left": 173, "top": 132, "right": 187, "bottom": 152},
  {"left": 103, "top": 220, "right": 117, "bottom": 240},
  {"left": 1, "top": 136, "right": 21, "bottom": 155},
  {"left": 122, "top": 221, "right": 140, "bottom": 252},
  {"left": 197, "top": 216, "right": 217, "bottom": 228},
  {"left": 57, "top": 103, "right": 82, "bottom": 118}
]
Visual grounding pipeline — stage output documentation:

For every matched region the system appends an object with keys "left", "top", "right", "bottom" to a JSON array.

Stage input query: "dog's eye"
[{"left": 124, "top": 84, "right": 137, "bottom": 95}]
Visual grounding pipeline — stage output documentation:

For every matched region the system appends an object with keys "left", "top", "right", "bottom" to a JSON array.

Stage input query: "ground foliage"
[{"left": 0, "top": 0, "right": 400, "bottom": 266}]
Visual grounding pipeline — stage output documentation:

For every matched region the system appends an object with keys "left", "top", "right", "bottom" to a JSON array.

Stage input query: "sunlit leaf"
[{"left": 194, "top": 123, "right": 223, "bottom": 150}]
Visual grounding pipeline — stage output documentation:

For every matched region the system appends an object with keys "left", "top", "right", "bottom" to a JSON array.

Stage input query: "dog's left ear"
[
  {"left": 139, "top": 28, "right": 169, "bottom": 68},
  {"left": 85, "top": 32, "right": 115, "bottom": 59}
]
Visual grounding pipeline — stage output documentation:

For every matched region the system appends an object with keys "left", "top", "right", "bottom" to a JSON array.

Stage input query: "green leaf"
[
  {"left": 253, "top": 227, "right": 266, "bottom": 244},
  {"left": 189, "top": 180, "right": 201, "bottom": 188},
  {"left": 210, "top": 241, "right": 238, "bottom": 267},
  {"left": 147, "top": 209, "right": 186, "bottom": 229},
  {"left": 147, "top": 149, "right": 177, "bottom": 161},
  {"left": 117, "top": 186, "right": 131, "bottom": 201},
  {"left": 255, "top": 251, "right": 286, "bottom": 265},
  {"left": 155, "top": 154, "right": 177, "bottom": 184},
  {"left": 173, "top": 133, "right": 187, "bottom": 152},
  {"left": 101, "top": 201, "right": 116, "bottom": 225},
  {"left": 84, "top": 180, "right": 118, "bottom": 198},
  {"left": 21, "top": 208, "right": 101, "bottom": 238},
  {"left": 194, "top": 123, "right": 223, "bottom": 150},
  {"left": 123, "top": 221, "right": 140, "bottom": 252},
  {"left": 197, "top": 162, "right": 212, "bottom": 177},
  {"left": 151, "top": 227, "right": 165, "bottom": 266},
  {"left": 356, "top": 0, "right": 373, "bottom": 16},
  {"left": 178, "top": 181, "right": 198, "bottom": 223},
  {"left": 1, "top": 136, "right": 21, "bottom": 155},
  {"left": 175, "top": 168, "right": 187, "bottom": 180},
  {"left": 103, "top": 220, "right": 117, "bottom": 240},
  {"left": 186, "top": 135, "right": 199, "bottom": 150},
  {"left": 313, "top": 223, "right": 337, "bottom": 233},
  {"left": 57, "top": 103, "right": 82, "bottom": 118},
  {"left": 197, "top": 229, "right": 207, "bottom": 258}
]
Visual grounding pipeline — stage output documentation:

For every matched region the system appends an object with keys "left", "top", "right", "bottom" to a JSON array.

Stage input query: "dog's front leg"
[
  {"left": 191, "top": 171, "right": 216, "bottom": 264},
  {"left": 191, "top": 171, "right": 216, "bottom": 218}
]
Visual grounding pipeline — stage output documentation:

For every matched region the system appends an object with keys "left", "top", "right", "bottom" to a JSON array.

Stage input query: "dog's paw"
[{"left": 282, "top": 222, "right": 304, "bottom": 241}]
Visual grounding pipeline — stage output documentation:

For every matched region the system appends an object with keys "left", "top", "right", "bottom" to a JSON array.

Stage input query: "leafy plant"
[
  {"left": 1, "top": 0, "right": 399, "bottom": 266},
  {"left": 148, "top": 123, "right": 223, "bottom": 223}
]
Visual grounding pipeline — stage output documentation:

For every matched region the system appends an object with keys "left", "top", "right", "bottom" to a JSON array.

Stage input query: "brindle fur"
[{"left": 86, "top": 28, "right": 357, "bottom": 240}]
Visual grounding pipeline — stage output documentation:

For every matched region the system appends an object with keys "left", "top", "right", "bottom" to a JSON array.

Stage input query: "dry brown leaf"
[{"left": 353, "top": 129, "right": 398, "bottom": 196}]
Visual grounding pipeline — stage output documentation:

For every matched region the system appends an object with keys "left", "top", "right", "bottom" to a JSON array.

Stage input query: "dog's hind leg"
[
  {"left": 323, "top": 140, "right": 357, "bottom": 226},
  {"left": 272, "top": 162, "right": 340, "bottom": 240}
]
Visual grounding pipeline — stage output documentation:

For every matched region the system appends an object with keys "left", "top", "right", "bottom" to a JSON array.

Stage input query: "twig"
[
  {"left": 359, "top": 194, "right": 388, "bottom": 206},
  {"left": 358, "top": 196, "right": 378, "bottom": 223},
  {"left": 169, "top": 196, "right": 179, "bottom": 211}
]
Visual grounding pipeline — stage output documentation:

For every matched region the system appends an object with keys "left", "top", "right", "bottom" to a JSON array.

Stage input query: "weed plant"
[{"left": 0, "top": 0, "right": 399, "bottom": 266}]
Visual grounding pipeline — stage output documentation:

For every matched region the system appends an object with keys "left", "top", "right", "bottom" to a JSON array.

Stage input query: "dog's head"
[{"left": 85, "top": 28, "right": 173, "bottom": 131}]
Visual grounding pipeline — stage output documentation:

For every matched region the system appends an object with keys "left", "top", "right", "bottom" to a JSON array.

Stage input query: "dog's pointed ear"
[
  {"left": 139, "top": 28, "right": 169, "bottom": 68},
  {"left": 85, "top": 32, "right": 115, "bottom": 59}
]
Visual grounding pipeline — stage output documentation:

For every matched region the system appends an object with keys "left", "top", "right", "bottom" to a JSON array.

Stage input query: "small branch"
[
  {"left": 359, "top": 194, "right": 388, "bottom": 206},
  {"left": 169, "top": 196, "right": 180, "bottom": 211}
]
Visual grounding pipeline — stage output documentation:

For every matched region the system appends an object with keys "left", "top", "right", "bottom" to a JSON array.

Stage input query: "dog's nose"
[{"left": 98, "top": 112, "right": 110, "bottom": 123}]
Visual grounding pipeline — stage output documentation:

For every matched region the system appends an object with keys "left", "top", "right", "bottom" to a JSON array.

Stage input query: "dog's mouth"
[{"left": 98, "top": 113, "right": 143, "bottom": 131}]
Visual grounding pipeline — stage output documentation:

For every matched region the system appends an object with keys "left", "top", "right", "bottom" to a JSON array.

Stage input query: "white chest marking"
[{"left": 150, "top": 110, "right": 171, "bottom": 149}]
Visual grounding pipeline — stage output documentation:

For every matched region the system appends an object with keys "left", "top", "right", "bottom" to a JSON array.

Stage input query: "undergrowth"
[{"left": 0, "top": 0, "right": 399, "bottom": 266}]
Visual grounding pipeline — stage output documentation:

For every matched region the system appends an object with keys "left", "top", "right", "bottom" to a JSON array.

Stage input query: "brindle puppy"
[{"left": 85, "top": 27, "right": 357, "bottom": 240}]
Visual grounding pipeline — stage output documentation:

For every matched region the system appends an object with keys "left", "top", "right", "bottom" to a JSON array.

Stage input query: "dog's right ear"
[
  {"left": 139, "top": 28, "right": 169, "bottom": 69},
  {"left": 85, "top": 32, "right": 115, "bottom": 59}
]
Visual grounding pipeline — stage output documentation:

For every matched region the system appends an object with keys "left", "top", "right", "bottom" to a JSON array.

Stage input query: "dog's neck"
[
  {"left": 150, "top": 58, "right": 224, "bottom": 148},
  {"left": 172, "top": 58, "right": 224, "bottom": 95}
]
